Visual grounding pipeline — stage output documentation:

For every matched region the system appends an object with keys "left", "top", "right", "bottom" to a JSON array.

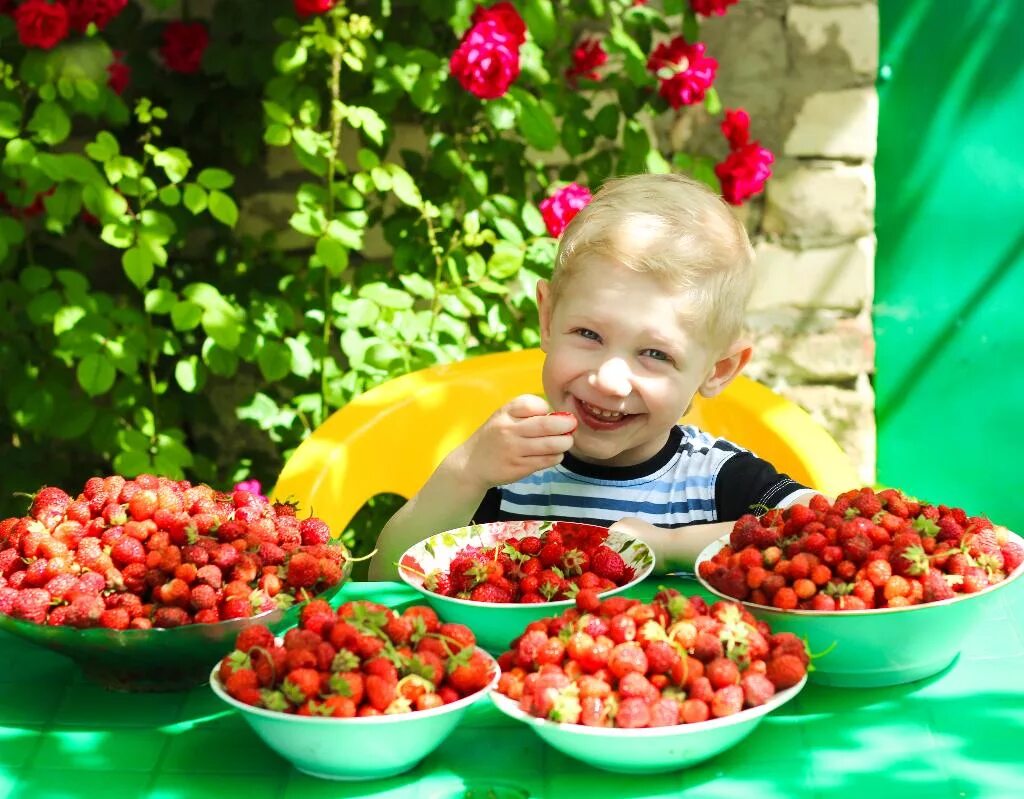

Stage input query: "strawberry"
[
  {"left": 765, "top": 654, "right": 805, "bottom": 689},
  {"left": 469, "top": 582, "right": 514, "bottom": 603},
  {"left": 447, "top": 648, "right": 493, "bottom": 695},
  {"left": 590, "top": 546, "right": 626, "bottom": 583},
  {"left": 298, "top": 517, "right": 331, "bottom": 546},
  {"left": 11, "top": 588, "right": 51, "bottom": 623}
]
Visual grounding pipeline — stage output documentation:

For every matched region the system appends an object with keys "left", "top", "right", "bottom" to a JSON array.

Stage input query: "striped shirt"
[{"left": 474, "top": 425, "right": 813, "bottom": 529}]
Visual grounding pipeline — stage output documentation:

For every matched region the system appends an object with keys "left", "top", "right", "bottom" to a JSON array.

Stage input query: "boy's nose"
[{"left": 591, "top": 357, "right": 632, "bottom": 397}]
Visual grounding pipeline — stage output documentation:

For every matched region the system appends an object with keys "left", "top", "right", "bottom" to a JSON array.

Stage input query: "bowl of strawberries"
[
  {"left": 489, "top": 588, "right": 807, "bottom": 774},
  {"left": 397, "top": 520, "right": 655, "bottom": 653},
  {"left": 696, "top": 487, "right": 1024, "bottom": 687},
  {"left": 0, "top": 474, "right": 351, "bottom": 691},
  {"left": 210, "top": 598, "right": 499, "bottom": 780}
]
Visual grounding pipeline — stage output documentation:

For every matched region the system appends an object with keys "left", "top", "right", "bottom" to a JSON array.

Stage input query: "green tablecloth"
[{"left": 1, "top": 577, "right": 1023, "bottom": 799}]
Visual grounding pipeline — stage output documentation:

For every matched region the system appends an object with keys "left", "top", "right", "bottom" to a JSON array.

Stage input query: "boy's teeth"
[{"left": 582, "top": 401, "right": 624, "bottom": 420}]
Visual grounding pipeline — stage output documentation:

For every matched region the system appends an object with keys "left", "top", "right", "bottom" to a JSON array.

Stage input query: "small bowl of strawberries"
[
  {"left": 209, "top": 598, "right": 499, "bottom": 780},
  {"left": 489, "top": 588, "right": 807, "bottom": 774},
  {"left": 696, "top": 487, "right": 1024, "bottom": 687},
  {"left": 0, "top": 474, "right": 351, "bottom": 691},
  {"left": 397, "top": 520, "right": 655, "bottom": 653}
]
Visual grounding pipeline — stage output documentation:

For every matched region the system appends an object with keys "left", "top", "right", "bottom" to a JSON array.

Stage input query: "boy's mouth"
[{"left": 573, "top": 397, "right": 635, "bottom": 430}]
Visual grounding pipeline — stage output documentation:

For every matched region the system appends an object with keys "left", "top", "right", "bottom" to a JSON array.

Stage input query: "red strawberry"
[
  {"left": 766, "top": 653, "right": 806, "bottom": 689},
  {"left": 11, "top": 588, "right": 51, "bottom": 623},
  {"left": 469, "top": 582, "right": 514, "bottom": 603},
  {"left": 298, "top": 517, "right": 331, "bottom": 545},
  {"left": 590, "top": 546, "right": 626, "bottom": 583},
  {"left": 446, "top": 648, "right": 493, "bottom": 695}
]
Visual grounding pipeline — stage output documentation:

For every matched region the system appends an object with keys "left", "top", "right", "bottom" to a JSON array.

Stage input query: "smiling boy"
[{"left": 367, "top": 174, "right": 816, "bottom": 579}]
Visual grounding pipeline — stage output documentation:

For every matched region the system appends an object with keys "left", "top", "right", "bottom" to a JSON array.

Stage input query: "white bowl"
[
  {"left": 208, "top": 649, "right": 499, "bottom": 780},
  {"left": 490, "top": 677, "right": 806, "bottom": 774},
  {"left": 695, "top": 531, "right": 1024, "bottom": 687},
  {"left": 398, "top": 520, "right": 655, "bottom": 653}
]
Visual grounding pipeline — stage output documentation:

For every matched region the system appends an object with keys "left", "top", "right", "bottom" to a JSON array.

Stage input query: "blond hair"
[{"left": 549, "top": 173, "right": 756, "bottom": 353}]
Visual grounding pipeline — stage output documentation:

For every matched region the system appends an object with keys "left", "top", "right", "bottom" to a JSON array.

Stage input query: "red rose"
[
  {"left": 62, "top": 0, "right": 128, "bottom": 33},
  {"left": 539, "top": 183, "right": 592, "bottom": 238},
  {"left": 294, "top": 0, "right": 334, "bottom": 17},
  {"left": 646, "top": 37, "right": 718, "bottom": 109},
  {"left": 565, "top": 37, "right": 607, "bottom": 86},
  {"left": 471, "top": 1, "right": 526, "bottom": 46},
  {"left": 159, "top": 21, "right": 209, "bottom": 75},
  {"left": 691, "top": 0, "right": 740, "bottom": 17},
  {"left": 715, "top": 142, "right": 774, "bottom": 205},
  {"left": 14, "top": 0, "right": 70, "bottom": 50},
  {"left": 721, "top": 108, "right": 750, "bottom": 149},
  {"left": 107, "top": 50, "right": 130, "bottom": 95},
  {"left": 449, "top": 19, "right": 521, "bottom": 99}
]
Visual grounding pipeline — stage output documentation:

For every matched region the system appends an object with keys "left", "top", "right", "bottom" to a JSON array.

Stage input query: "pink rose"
[
  {"left": 565, "top": 37, "right": 607, "bottom": 86},
  {"left": 715, "top": 142, "right": 774, "bottom": 205},
  {"left": 294, "top": 0, "right": 334, "bottom": 17},
  {"left": 721, "top": 108, "right": 750, "bottom": 149},
  {"left": 691, "top": 0, "right": 740, "bottom": 17},
  {"left": 14, "top": 0, "right": 69, "bottom": 50},
  {"left": 646, "top": 37, "right": 718, "bottom": 109},
  {"left": 61, "top": 0, "right": 128, "bottom": 33},
  {"left": 449, "top": 19, "right": 521, "bottom": 99},
  {"left": 234, "top": 479, "right": 267, "bottom": 501},
  {"left": 159, "top": 21, "right": 209, "bottom": 75},
  {"left": 540, "top": 183, "right": 592, "bottom": 238},
  {"left": 471, "top": 1, "right": 526, "bottom": 46}
]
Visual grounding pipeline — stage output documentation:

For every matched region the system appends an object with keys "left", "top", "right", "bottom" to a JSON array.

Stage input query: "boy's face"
[{"left": 538, "top": 258, "right": 748, "bottom": 468}]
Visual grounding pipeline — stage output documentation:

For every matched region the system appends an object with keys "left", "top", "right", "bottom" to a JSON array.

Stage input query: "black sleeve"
[
  {"left": 471, "top": 487, "right": 502, "bottom": 524},
  {"left": 714, "top": 452, "right": 809, "bottom": 521}
]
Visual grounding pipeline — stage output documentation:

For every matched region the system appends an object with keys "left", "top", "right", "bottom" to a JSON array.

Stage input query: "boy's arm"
[
  {"left": 609, "top": 517, "right": 733, "bottom": 575},
  {"left": 609, "top": 493, "right": 823, "bottom": 576},
  {"left": 367, "top": 395, "right": 577, "bottom": 580}
]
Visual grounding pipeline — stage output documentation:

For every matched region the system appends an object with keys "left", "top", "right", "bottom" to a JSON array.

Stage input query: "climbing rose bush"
[{"left": 0, "top": 0, "right": 772, "bottom": 558}]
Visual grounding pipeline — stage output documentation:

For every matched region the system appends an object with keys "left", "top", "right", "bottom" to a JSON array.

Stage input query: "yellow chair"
[{"left": 271, "top": 348, "right": 859, "bottom": 539}]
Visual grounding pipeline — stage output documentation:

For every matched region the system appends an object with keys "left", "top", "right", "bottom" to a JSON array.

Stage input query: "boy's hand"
[{"left": 455, "top": 394, "right": 576, "bottom": 491}]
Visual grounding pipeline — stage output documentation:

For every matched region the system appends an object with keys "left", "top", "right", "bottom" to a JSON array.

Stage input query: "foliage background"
[{"left": 0, "top": 0, "right": 757, "bottom": 558}]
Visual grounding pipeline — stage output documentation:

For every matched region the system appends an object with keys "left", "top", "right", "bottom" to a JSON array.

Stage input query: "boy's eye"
[
  {"left": 573, "top": 328, "right": 601, "bottom": 341},
  {"left": 641, "top": 348, "right": 673, "bottom": 363}
]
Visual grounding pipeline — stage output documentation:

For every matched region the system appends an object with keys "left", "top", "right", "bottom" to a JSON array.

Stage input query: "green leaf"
[
  {"left": 315, "top": 236, "right": 349, "bottom": 276},
  {"left": 152, "top": 147, "right": 192, "bottom": 183},
  {"left": 521, "top": 202, "right": 546, "bottom": 236},
  {"left": 158, "top": 185, "right": 181, "bottom": 206},
  {"left": 257, "top": 340, "right": 292, "bottom": 381},
  {"left": 122, "top": 247, "right": 154, "bottom": 289},
  {"left": 522, "top": 0, "right": 557, "bottom": 47},
  {"left": 285, "top": 337, "right": 315, "bottom": 379},
  {"left": 175, "top": 357, "right": 200, "bottom": 392},
  {"left": 27, "top": 102, "right": 71, "bottom": 145},
  {"left": 494, "top": 218, "right": 523, "bottom": 245},
  {"left": 4, "top": 138, "right": 37, "bottom": 166},
  {"left": 85, "top": 131, "right": 119, "bottom": 162},
  {"left": 197, "top": 168, "right": 234, "bottom": 190},
  {"left": 264, "top": 123, "right": 291, "bottom": 146},
  {"left": 489, "top": 242, "right": 524, "bottom": 279},
  {"left": 76, "top": 353, "right": 116, "bottom": 396},
  {"left": 484, "top": 97, "right": 517, "bottom": 131},
  {"left": 183, "top": 183, "right": 208, "bottom": 215},
  {"left": 208, "top": 190, "right": 238, "bottom": 227},
  {"left": 359, "top": 282, "right": 414, "bottom": 310},
  {"left": 0, "top": 102, "right": 23, "bottom": 139},
  {"left": 387, "top": 165, "right": 422, "bottom": 208},
  {"left": 20, "top": 265, "right": 53, "bottom": 293},
  {"left": 273, "top": 40, "right": 307, "bottom": 73},
  {"left": 510, "top": 88, "right": 558, "bottom": 151},
  {"left": 202, "top": 304, "right": 243, "bottom": 350},
  {"left": 171, "top": 300, "right": 203, "bottom": 331},
  {"left": 144, "top": 288, "right": 177, "bottom": 314},
  {"left": 704, "top": 87, "right": 722, "bottom": 116}
]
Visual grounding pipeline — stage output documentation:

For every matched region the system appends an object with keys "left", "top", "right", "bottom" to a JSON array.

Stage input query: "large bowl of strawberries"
[
  {"left": 696, "top": 487, "right": 1024, "bottom": 687},
  {"left": 0, "top": 474, "right": 351, "bottom": 691},
  {"left": 489, "top": 589, "right": 807, "bottom": 774},
  {"left": 210, "top": 598, "right": 499, "bottom": 780},
  {"left": 397, "top": 520, "right": 655, "bottom": 653}
]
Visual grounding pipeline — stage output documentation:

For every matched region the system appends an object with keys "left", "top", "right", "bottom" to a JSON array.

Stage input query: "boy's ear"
[
  {"left": 536, "top": 279, "right": 552, "bottom": 351},
  {"left": 699, "top": 340, "right": 753, "bottom": 398}
]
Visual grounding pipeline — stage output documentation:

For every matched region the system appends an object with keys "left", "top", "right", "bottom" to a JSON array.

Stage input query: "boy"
[{"left": 367, "top": 174, "right": 816, "bottom": 579}]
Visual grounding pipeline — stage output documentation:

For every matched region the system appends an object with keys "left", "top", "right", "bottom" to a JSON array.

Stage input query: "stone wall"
[{"left": 669, "top": 0, "right": 878, "bottom": 483}]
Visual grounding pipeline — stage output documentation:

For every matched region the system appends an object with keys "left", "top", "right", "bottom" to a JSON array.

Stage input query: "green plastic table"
[{"left": 2, "top": 576, "right": 1023, "bottom": 799}]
